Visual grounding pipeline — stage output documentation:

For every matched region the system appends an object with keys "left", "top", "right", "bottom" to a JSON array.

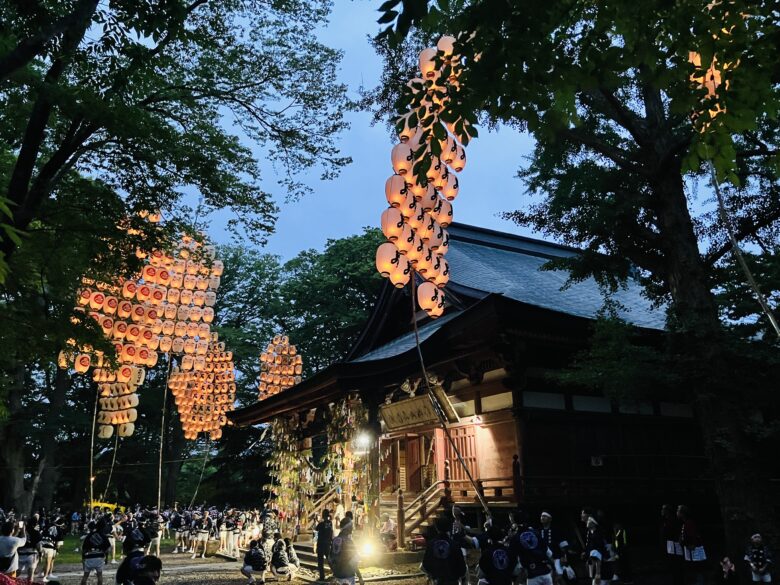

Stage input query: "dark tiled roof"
[
  {"left": 351, "top": 310, "right": 462, "bottom": 363},
  {"left": 445, "top": 224, "right": 666, "bottom": 330}
]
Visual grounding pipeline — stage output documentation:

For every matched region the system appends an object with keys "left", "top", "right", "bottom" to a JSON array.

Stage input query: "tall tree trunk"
[
  {"left": 0, "top": 365, "right": 33, "bottom": 513},
  {"left": 33, "top": 368, "right": 72, "bottom": 511},
  {"left": 652, "top": 165, "right": 777, "bottom": 551}
]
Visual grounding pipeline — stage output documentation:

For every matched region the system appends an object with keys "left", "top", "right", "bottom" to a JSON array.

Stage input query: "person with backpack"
[
  {"left": 328, "top": 518, "right": 364, "bottom": 585},
  {"left": 130, "top": 555, "right": 162, "bottom": 585},
  {"left": 144, "top": 512, "right": 162, "bottom": 557},
  {"left": 508, "top": 515, "right": 553, "bottom": 585},
  {"left": 241, "top": 539, "right": 267, "bottom": 585},
  {"left": 39, "top": 521, "right": 60, "bottom": 582},
  {"left": 422, "top": 516, "right": 468, "bottom": 585},
  {"left": 475, "top": 523, "right": 521, "bottom": 585},
  {"left": 314, "top": 509, "right": 334, "bottom": 582},
  {"left": 116, "top": 530, "right": 147, "bottom": 585},
  {"left": 81, "top": 521, "right": 110, "bottom": 585}
]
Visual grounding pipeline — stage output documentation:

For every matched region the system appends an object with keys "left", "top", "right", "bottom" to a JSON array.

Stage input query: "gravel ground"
[{"left": 47, "top": 551, "right": 423, "bottom": 585}]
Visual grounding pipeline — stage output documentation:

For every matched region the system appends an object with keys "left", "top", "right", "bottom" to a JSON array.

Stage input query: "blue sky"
[{"left": 206, "top": 1, "right": 538, "bottom": 259}]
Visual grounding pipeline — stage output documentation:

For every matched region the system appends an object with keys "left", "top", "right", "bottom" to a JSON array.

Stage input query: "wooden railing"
[
  {"left": 448, "top": 476, "right": 515, "bottom": 502},
  {"left": 309, "top": 486, "right": 338, "bottom": 522}
]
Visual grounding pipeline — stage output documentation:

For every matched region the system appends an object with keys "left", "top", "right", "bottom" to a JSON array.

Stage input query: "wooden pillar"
[
  {"left": 396, "top": 488, "right": 405, "bottom": 549},
  {"left": 512, "top": 454, "right": 523, "bottom": 502},
  {"left": 364, "top": 393, "right": 382, "bottom": 537},
  {"left": 443, "top": 459, "right": 452, "bottom": 505}
]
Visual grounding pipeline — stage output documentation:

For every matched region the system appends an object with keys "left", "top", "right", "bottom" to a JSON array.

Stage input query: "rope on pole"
[
  {"left": 189, "top": 437, "right": 212, "bottom": 509},
  {"left": 99, "top": 433, "right": 120, "bottom": 502}
]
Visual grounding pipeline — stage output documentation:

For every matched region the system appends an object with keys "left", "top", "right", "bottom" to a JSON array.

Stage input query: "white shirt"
[{"left": 0, "top": 535, "right": 26, "bottom": 573}]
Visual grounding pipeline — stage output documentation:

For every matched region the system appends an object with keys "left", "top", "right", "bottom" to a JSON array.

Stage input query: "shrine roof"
[{"left": 442, "top": 223, "right": 666, "bottom": 331}]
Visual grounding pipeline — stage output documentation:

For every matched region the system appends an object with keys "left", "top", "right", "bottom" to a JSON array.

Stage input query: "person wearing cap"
[
  {"left": 745, "top": 533, "right": 773, "bottom": 583},
  {"left": 540, "top": 512, "right": 568, "bottom": 584},
  {"left": 581, "top": 516, "right": 606, "bottom": 585}
]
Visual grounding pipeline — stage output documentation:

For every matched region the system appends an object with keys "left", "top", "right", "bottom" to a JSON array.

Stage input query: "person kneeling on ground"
[
  {"left": 241, "top": 539, "right": 267, "bottom": 585},
  {"left": 271, "top": 532, "right": 295, "bottom": 581}
]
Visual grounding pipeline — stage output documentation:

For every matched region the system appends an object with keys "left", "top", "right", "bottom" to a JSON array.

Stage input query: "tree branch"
[
  {"left": 704, "top": 204, "right": 780, "bottom": 266},
  {"left": 560, "top": 127, "right": 648, "bottom": 175},
  {"left": 0, "top": 0, "right": 99, "bottom": 81}
]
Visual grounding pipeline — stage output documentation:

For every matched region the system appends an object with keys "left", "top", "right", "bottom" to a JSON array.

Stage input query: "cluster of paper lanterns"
[
  {"left": 258, "top": 334, "right": 303, "bottom": 400},
  {"left": 376, "top": 35, "right": 473, "bottom": 319},
  {"left": 59, "top": 216, "right": 229, "bottom": 438},
  {"left": 94, "top": 365, "right": 146, "bottom": 438},
  {"left": 168, "top": 336, "right": 236, "bottom": 440}
]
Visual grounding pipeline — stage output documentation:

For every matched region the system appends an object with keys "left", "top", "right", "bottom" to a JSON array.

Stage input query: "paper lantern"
[
  {"left": 408, "top": 205, "right": 426, "bottom": 232},
  {"left": 381, "top": 207, "right": 405, "bottom": 242},
  {"left": 418, "top": 214, "right": 437, "bottom": 242},
  {"left": 440, "top": 134, "right": 458, "bottom": 165},
  {"left": 417, "top": 281, "right": 442, "bottom": 312},
  {"left": 376, "top": 242, "right": 401, "bottom": 277},
  {"left": 122, "top": 281, "right": 137, "bottom": 299},
  {"left": 397, "top": 113, "right": 417, "bottom": 143},
  {"left": 157, "top": 269, "right": 171, "bottom": 286},
  {"left": 117, "top": 423, "right": 135, "bottom": 437},
  {"left": 432, "top": 198, "right": 453, "bottom": 227},
  {"left": 391, "top": 143, "right": 414, "bottom": 176},
  {"left": 416, "top": 246, "right": 435, "bottom": 275},
  {"left": 388, "top": 256, "right": 411, "bottom": 288},
  {"left": 172, "top": 337, "right": 185, "bottom": 354},
  {"left": 180, "top": 289, "right": 193, "bottom": 305},
  {"left": 394, "top": 223, "right": 415, "bottom": 255},
  {"left": 103, "top": 296, "right": 118, "bottom": 315},
  {"left": 440, "top": 172, "right": 459, "bottom": 201},
  {"left": 98, "top": 425, "right": 114, "bottom": 439},
  {"left": 193, "top": 291, "right": 206, "bottom": 307},
  {"left": 419, "top": 47, "right": 438, "bottom": 79},
  {"left": 78, "top": 288, "right": 92, "bottom": 306},
  {"left": 437, "top": 35, "right": 456, "bottom": 57},
  {"left": 385, "top": 175, "right": 408, "bottom": 208},
  {"left": 406, "top": 234, "right": 425, "bottom": 265},
  {"left": 205, "top": 291, "right": 217, "bottom": 307},
  {"left": 428, "top": 222, "right": 445, "bottom": 250},
  {"left": 208, "top": 276, "right": 220, "bottom": 290},
  {"left": 398, "top": 190, "right": 418, "bottom": 220},
  {"left": 150, "top": 287, "right": 165, "bottom": 305},
  {"left": 452, "top": 143, "right": 466, "bottom": 172},
  {"left": 75, "top": 353, "right": 91, "bottom": 374},
  {"left": 160, "top": 336, "right": 173, "bottom": 353},
  {"left": 211, "top": 260, "right": 224, "bottom": 276},
  {"left": 202, "top": 307, "right": 214, "bottom": 324}
]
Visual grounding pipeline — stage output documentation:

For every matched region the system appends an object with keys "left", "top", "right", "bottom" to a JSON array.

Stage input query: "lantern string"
[
  {"left": 188, "top": 437, "right": 212, "bottom": 509},
  {"left": 708, "top": 159, "right": 780, "bottom": 338},
  {"left": 409, "top": 276, "right": 491, "bottom": 518},
  {"left": 99, "top": 433, "right": 120, "bottom": 502}
]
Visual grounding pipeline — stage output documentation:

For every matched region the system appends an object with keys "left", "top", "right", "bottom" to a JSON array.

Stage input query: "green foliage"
[{"left": 0, "top": 0, "right": 352, "bottom": 265}]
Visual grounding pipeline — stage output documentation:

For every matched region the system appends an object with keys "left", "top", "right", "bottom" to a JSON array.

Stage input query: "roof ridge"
[{"left": 448, "top": 222, "right": 581, "bottom": 259}]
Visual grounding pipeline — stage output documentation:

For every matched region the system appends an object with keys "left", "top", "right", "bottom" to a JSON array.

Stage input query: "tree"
[
  {"left": 0, "top": 0, "right": 351, "bottom": 261},
  {"left": 373, "top": 0, "right": 780, "bottom": 547}
]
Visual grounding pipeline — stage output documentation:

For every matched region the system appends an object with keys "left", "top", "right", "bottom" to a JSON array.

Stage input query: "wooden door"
[
  {"left": 406, "top": 436, "right": 422, "bottom": 493},
  {"left": 438, "top": 425, "right": 479, "bottom": 483}
]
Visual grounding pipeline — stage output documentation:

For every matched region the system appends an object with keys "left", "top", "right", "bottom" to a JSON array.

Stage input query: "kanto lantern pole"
[
  {"left": 100, "top": 433, "right": 120, "bottom": 502},
  {"left": 89, "top": 383, "right": 99, "bottom": 509},
  {"left": 157, "top": 356, "right": 173, "bottom": 512},
  {"left": 409, "top": 277, "right": 491, "bottom": 518}
]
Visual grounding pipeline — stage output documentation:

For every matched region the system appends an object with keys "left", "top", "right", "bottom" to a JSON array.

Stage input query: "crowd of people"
[{"left": 0, "top": 501, "right": 773, "bottom": 585}]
